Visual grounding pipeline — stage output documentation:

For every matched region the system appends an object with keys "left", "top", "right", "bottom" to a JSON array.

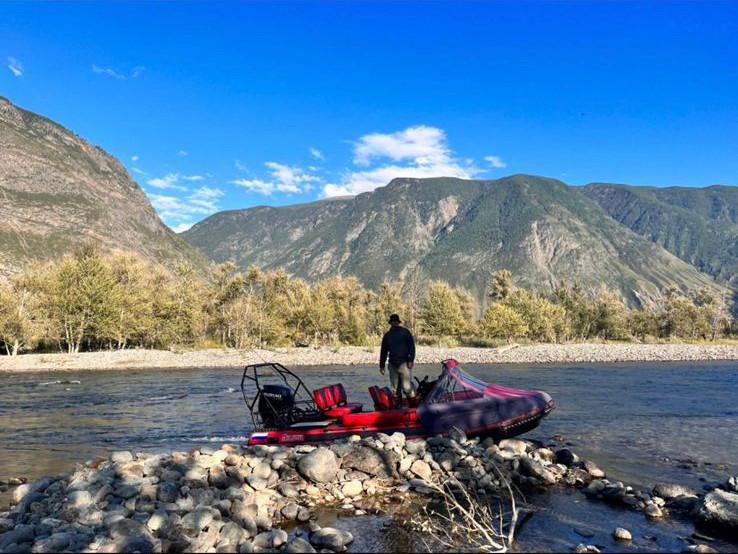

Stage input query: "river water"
[{"left": 1, "top": 360, "right": 737, "bottom": 551}]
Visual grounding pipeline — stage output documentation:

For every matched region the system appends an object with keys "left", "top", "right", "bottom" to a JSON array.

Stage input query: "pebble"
[{"left": 613, "top": 527, "right": 632, "bottom": 541}]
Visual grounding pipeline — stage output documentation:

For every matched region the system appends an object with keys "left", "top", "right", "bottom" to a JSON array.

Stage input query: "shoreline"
[{"left": 1, "top": 342, "right": 738, "bottom": 373}]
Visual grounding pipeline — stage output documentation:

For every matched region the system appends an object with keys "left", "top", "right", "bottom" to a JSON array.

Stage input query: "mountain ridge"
[
  {"left": 0, "top": 96, "right": 205, "bottom": 277},
  {"left": 183, "top": 174, "right": 728, "bottom": 308}
]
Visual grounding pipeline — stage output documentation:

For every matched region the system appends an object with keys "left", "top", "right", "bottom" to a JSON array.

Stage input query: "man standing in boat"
[{"left": 379, "top": 314, "right": 416, "bottom": 406}]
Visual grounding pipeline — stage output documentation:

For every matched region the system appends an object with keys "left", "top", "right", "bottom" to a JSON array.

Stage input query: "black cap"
[{"left": 388, "top": 314, "right": 401, "bottom": 324}]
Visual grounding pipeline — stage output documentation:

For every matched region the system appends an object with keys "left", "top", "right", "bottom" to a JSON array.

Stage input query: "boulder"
[
  {"left": 297, "top": 448, "right": 339, "bottom": 483},
  {"left": 519, "top": 457, "right": 557, "bottom": 485},
  {"left": 554, "top": 448, "right": 579, "bottom": 466},
  {"left": 653, "top": 483, "right": 699, "bottom": 500},
  {"left": 285, "top": 537, "right": 318, "bottom": 553},
  {"left": 613, "top": 527, "right": 631, "bottom": 541},
  {"left": 498, "top": 439, "right": 528, "bottom": 455},
  {"left": 111, "top": 451, "right": 134, "bottom": 464},
  {"left": 341, "top": 446, "right": 397, "bottom": 479},
  {"left": 341, "top": 480, "right": 363, "bottom": 498},
  {"left": 410, "top": 460, "right": 433, "bottom": 482},
  {"left": 695, "top": 489, "right": 738, "bottom": 534},
  {"left": 310, "top": 527, "right": 353, "bottom": 552}
]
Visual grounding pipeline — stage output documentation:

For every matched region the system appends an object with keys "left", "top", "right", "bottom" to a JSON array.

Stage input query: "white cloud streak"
[
  {"left": 484, "top": 155, "right": 507, "bottom": 168},
  {"left": 92, "top": 64, "right": 145, "bottom": 80},
  {"left": 147, "top": 173, "right": 203, "bottom": 190},
  {"left": 231, "top": 162, "right": 319, "bottom": 195},
  {"left": 150, "top": 186, "right": 224, "bottom": 226},
  {"left": 309, "top": 147, "right": 325, "bottom": 161},
  {"left": 7, "top": 57, "right": 23, "bottom": 77}
]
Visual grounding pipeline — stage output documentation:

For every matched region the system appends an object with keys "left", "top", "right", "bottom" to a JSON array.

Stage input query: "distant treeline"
[{"left": 0, "top": 247, "right": 734, "bottom": 355}]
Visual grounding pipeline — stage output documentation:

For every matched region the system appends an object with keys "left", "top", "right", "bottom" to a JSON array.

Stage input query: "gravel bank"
[
  {"left": 1, "top": 343, "right": 737, "bottom": 373},
  {"left": 2, "top": 431, "right": 735, "bottom": 553}
]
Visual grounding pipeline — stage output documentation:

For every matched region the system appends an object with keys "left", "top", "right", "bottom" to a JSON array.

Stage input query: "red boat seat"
[
  {"left": 368, "top": 386, "right": 395, "bottom": 411},
  {"left": 313, "top": 383, "right": 362, "bottom": 416}
]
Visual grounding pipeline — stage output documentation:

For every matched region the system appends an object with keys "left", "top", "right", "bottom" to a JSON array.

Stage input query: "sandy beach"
[{"left": 1, "top": 343, "right": 737, "bottom": 373}]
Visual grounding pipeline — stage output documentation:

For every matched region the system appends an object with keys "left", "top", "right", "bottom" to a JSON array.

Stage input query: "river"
[{"left": 1, "top": 360, "right": 737, "bottom": 551}]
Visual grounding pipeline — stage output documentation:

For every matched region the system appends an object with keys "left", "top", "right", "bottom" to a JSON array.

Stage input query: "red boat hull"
[{"left": 248, "top": 400, "right": 554, "bottom": 446}]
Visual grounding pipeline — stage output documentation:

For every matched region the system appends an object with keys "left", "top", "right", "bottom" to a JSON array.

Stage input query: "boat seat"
[
  {"left": 313, "top": 383, "right": 362, "bottom": 416},
  {"left": 368, "top": 385, "right": 395, "bottom": 411}
]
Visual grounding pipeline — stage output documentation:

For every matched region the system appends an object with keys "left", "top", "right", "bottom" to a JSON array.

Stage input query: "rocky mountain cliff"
[
  {"left": 0, "top": 97, "right": 204, "bottom": 277},
  {"left": 582, "top": 183, "right": 738, "bottom": 285},
  {"left": 183, "top": 175, "right": 724, "bottom": 306}
]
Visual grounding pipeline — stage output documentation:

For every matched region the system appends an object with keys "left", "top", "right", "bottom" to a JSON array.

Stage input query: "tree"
[
  {"left": 504, "top": 289, "right": 568, "bottom": 342},
  {"left": 481, "top": 304, "right": 528, "bottom": 342},
  {"left": 367, "top": 282, "right": 405, "bottom": 337},
  {"left": 420, "top": 281, "right": 468, "bottom": 339},
  {"left": 591, "top": 287, "right": 629, "bottom": 340},
  {"left": 42, "top": 246, "right": 122, "bottom": 353},
  {"left": 487, "top": 270, "right": 514, "bottom": 302},
  {"left": 0, "top": 279, "right": 37, "bottom": 355}
]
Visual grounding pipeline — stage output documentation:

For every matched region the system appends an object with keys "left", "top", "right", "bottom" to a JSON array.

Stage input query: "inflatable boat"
[{"left": 242, "top": 359, "right": 554, "bottom": 446}]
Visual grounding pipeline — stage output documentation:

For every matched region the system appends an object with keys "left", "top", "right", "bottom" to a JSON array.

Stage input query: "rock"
[
  {"left": 255, "top": 515, "right": 272, "bottom": 531},
  {"left": 157, "top": 481, "right": 178, "bottom": 503},
  {"left": 297, "top": 448, "right": 339, "bottom": 483},
  {"left": 498, "top": 439, "right": 528, "bottom": 455},
  {"left": 653, "top": 483, "right": 699, "bottom": 500},
  {"left": 271, "top": 529, "right": 289, "bottom": 548},
  {"left": 285, "top": 537, "right": 317, "bottom": 553},
  {"left": 209, "top": 465, "right": 231, "bottom": 489},
  {"left": 724, "top": 476, "right": 738, "bottom": 493},
  {"left": 695, "top": 489, "right": 738, "bottom": 534},
  {"left": 297, "top": 507, "right": 311, "bottom": 522},
  {"left": 410, "top": 460, "right": 433, "bottom": 482},
  {"left": 278, "top": 482, "right": 299, "bottom": 498},
  {"left": 520, "top": 457, "right": 557, "bottom": 485},
  {"left": 13, "top": 483, "right": 31, "bottom": 503},
  {"left": 645, "top": 503, "right": 664, "bottom": 519},
  {"left": 219, "top": 521, "right": 249, "bottom": 546},
  {"left": 281, "top": 503, "right": 299, "bottom": 520},
  {"left": 310, "top": 527, "right": 353, "bottom": 552},
  {"left": 580, "top": 460, "right": 605, "bottom": 479},
  {"left": 146, "top": 510, "right": 168, "bottom": 532},
  {"left": 574, "top": 545, "right": 600, "bottom": 554},
  {"left": 686, "top": 545, "right": 718, "bottom": 554},
  {"left": 341, "top": 480, "right": 363, "bottom": 497},
  {"left": 613, "top": 527, "right": 632, "bottom": 541},
  {"left": 555, "top": 448, "right": 579, "bottom": 466},
  {"left": 0, "top": 524, "right": 35, "bottom": 550},
  {"left": 341, "top": 446, "right": 398, "bottom": 479},
  {"left": 111, "top": 451, "right": 134, "bottom": 464},
  {"left": 404, "top": 440, "right": 426, "bottom": 455},
  {"left": 252, "top": 462, "right": 272, "bottom": 480},
  {"left": 67, "top": 490, "right": 92, "bottom": 509},
  {"left": 181, "top": 506, "right": 216, "bottom": 532}
]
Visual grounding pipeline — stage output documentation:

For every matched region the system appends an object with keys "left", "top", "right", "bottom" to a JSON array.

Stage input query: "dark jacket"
[{"left": 380, "top": 325, "right": 416, "bottom": 367}]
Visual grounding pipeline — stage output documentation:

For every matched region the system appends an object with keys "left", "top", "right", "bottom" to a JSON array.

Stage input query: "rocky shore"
[
  {"left": 1, "top": 343, "right": 738, "bottom": 373},
  {"left": 1, "top": 431, "right": 736, "bottom": 553}
]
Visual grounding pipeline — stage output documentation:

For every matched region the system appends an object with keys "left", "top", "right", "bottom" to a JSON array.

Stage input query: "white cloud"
[
  {"left": 235, "top": 160, "right": 248, "bottom": 172},
  {"left": 146, "top": 173, "right": 203, "bottom": 190},
  {"left": 171, "top": 222, "right": 194, "bottom": 233},
  {"left": 92, "top": 64, "right": 145, "bottom": 80},
  {"left": 232, "top": 162, "right": 319, "bottom": 195},
  {"left": 7, "top": 57, "right": 23, "bottom": 77},
  {"left": 131, "top": 167, "right": 148, "bottom": 176},
  {"left": 177, "top": 150, "right": 188, "bottom": 157},
  {"left": 131, "top": 155, "right": 139, "bottom": 162},
  {"left": 322, "top": 125, "right": 480, "bottom": 197},
  {"left": 147, "top": 174, "right": 188, "bottom": 191},
  {"left": 353, "top": 126, "right": 450, "bottom": 166},
  {"left": 485, "top": 155, "right": 507, "bottom": 168},
  {"left": 150, "top": 186, "right": 224, "bottom": 225},
  {"left": 309, "top": 147, "right": 325, "bottom": 161}
]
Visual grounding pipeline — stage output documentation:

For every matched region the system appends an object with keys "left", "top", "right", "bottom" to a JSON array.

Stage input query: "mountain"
[
  {"left": 581, "top": 184, "right": 738, "bottom": 289},
  {"left": 0, "top": 96, "right": 204, "bottom": 278},
  {"left": 183, "top": 175, "right": 723, "bottom": 307}
]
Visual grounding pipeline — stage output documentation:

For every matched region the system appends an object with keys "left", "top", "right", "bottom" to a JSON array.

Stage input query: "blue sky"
[{"left": 2, "top": 1, "right": 737, "bottom": 232}]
